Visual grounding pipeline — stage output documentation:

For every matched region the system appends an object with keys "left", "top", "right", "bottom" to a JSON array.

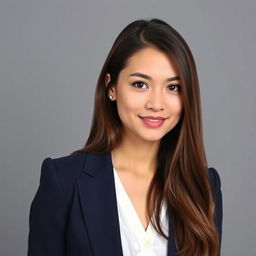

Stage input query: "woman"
[{"left": 28, "top": 18, "right": 223, "bottom": 256}]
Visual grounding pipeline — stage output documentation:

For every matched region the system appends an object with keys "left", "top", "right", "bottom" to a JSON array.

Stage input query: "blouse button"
[{"left": 144, "top": 240, "right": 152, "bottom": 248}]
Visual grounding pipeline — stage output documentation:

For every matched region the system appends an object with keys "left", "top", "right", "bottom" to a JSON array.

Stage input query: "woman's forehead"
[{"left": 121, "top": 48, "right": 179, "bottom": 80}]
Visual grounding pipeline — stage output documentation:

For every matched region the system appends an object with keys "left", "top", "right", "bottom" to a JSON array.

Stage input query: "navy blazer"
[{"left": 27, "top": 151, "right": 223, "bottom": 256}]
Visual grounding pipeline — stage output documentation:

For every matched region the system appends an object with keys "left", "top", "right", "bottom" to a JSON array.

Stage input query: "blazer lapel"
[
  {"left": 77, "top": 151, "right": 123, "bottom": 256},
  {"left": 77, "top": 151, "right": 177, "bottom": 256}
]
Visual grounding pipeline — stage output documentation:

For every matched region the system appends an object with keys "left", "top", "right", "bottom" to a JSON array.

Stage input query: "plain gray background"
[{"left": 0, "top": 0, "right": 255, "bottom": 255}]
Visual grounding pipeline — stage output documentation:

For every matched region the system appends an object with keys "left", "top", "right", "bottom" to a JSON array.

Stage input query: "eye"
[
  {"left": 167, "top": 84, "right": 181, "bottom": 93},
  {"left": 131, "top": 81, "right": 148, "bottom": 89}
]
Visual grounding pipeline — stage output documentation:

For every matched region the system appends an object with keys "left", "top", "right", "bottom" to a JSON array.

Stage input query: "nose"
[{"left": 145, "top": 90, "right": 164, "bottom": 112}]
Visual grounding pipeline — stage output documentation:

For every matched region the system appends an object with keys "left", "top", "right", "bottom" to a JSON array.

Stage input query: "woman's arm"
[{"left": 27, "top": 157, "right": 68, "bottom": 256}]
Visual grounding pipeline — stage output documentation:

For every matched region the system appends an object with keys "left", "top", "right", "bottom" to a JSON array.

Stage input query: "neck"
[{"left": 111, "top": 133, "right": 160, "bottom": 176}]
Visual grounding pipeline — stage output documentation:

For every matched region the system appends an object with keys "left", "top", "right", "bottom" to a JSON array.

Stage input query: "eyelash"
[{"left": 131, "top": 81, "right": 181, "bottom": 92}]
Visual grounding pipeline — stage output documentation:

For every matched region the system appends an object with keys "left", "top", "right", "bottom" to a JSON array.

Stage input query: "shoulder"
[
  {"left": 40, "top": 152, "right": 89, "bottom": 183},
  {"left": 36, "top": 152, "right": 90, "bottom": 205},
  {"left": 208, "top": 167, "right": 221, "bottom": 187},
  {"left": 207, "top": 167, "right": 222, "bottom": 196},
  {"left": 39, "top": 152, "right": 90, "bottom": 196}
]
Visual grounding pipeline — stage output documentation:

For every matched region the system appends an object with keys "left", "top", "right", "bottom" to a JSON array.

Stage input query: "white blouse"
[{"left": 113, "top": 167, "right": 169, "bottom": 256}]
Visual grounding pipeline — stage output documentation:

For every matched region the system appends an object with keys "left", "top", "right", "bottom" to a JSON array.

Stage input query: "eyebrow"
[{"left": 129, "top": 72, "right": 180, "bottom": 82}]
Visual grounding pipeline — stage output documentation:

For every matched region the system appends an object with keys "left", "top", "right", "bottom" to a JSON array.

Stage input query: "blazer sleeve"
[
  {"left": 27, "top": 157, "right": 68, "bottom": 256},
  {"left": 210, "top": 167, "right": 223, "bottom": 246}
]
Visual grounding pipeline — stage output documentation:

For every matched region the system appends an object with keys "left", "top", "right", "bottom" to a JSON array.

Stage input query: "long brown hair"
[{"left": 72, "top": 19, "right": 220, "bottom": 255}]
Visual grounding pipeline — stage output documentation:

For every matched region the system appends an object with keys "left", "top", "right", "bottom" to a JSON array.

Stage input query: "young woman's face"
[{"left": 105, "top": 46, "right": 183, "bottom": 142}]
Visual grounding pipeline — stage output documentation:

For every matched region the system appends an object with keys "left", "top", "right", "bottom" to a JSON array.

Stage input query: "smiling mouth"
[
  {"left": 138, "top": 115, "right": 167, "bottom": 121},
  {"left": 138, "top": 115, "right": 166, "bottom": 127}
]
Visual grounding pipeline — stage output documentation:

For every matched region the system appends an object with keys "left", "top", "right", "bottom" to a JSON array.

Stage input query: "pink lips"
[{"left": 139, "top": 115, "right": 166, "bottom": 128}]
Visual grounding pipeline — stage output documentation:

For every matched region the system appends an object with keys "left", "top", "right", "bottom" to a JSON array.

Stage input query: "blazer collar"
[{"left": 77, "top": 151, "right": 177, "bottom": 256}]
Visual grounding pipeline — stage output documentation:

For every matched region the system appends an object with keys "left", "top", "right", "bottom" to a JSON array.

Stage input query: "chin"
[{"left": 139, "top": 133, "right": 165, "bottom": 142}]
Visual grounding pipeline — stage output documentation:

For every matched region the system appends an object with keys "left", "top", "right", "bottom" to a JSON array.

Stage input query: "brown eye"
[
  {"left": 131, "top": 81, "right": 147, "bottom": 89},
  {"left": 168, "top": 84, "right": 181, "bottom": 92}
]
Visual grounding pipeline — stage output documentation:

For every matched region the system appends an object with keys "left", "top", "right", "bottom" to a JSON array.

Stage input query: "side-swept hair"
[{"left": 72, "top": 18, "right": 220, "bottom": 255}]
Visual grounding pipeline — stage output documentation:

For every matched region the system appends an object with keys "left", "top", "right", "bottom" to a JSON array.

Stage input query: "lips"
[
  {"left": 139, "top": 115, "right": 166, "bottom": 121},
  {"left": 138, "top": 115, "right": 166, "bottom": 127}
]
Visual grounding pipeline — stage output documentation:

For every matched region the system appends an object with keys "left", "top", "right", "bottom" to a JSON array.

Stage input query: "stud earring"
[{"left": 109, "top": 95, "right": 113, "bottom": 100}]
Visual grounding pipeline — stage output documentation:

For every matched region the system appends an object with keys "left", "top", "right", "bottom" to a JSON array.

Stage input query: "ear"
[
  {"left": 105, "top": 73, "right": 111, "bottom": 88},
  {"left": 105, "top": 73, "right": 116, "bottom": 100}
]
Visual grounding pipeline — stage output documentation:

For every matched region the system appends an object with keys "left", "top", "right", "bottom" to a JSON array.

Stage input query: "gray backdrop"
[{"left": 1, "top": 0, "right": 255, "bottom": 255}]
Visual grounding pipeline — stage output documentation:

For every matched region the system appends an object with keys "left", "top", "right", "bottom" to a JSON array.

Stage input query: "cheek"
[
  {"left": 118, "top": 93, "right": 142, "bottom": 113},
  {"left": 167, "top": 97, "right": 183, "bottom": 114},
  {"left": 115, "top": 97, "right": 134, "bottom": 124}
]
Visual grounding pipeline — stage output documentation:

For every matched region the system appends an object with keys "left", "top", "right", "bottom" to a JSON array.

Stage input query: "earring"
[{"left": 109, "top": 95, "right": 113, "bottom": 100}]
